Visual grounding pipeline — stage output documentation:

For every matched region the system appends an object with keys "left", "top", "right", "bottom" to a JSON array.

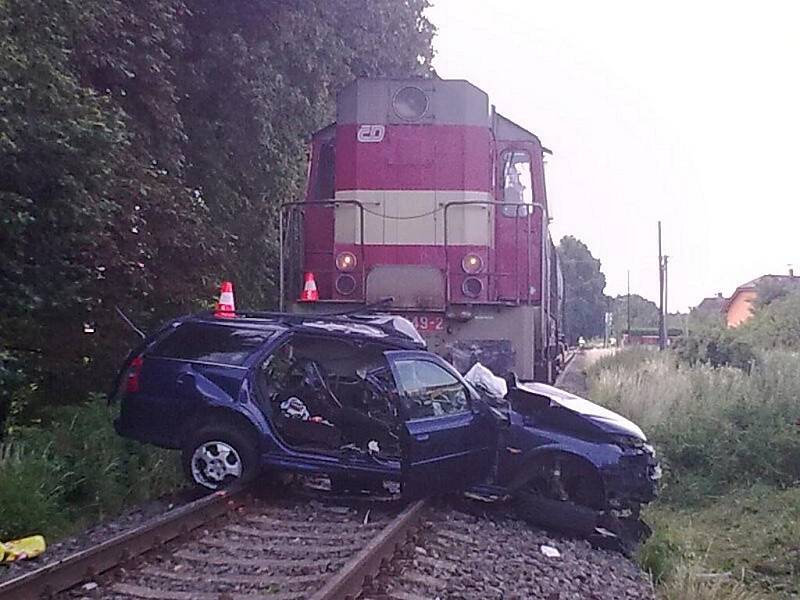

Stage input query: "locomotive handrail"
[
  {"left": 280, "top": 198, "right": 547, "bottom": 319},
  {"left": 279, "top": 199, "right": 368, "bottom": 311},
  {"left": 441, "top": 200, "right": 546, "bottom": 306}
]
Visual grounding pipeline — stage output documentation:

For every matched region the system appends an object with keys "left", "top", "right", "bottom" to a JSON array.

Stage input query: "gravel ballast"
[{"left": 370, "top": 502, "right": 655, "bottom": 600}]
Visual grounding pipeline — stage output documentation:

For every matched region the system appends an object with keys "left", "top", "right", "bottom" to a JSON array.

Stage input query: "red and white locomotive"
[{"left": 281, "top": 78, "right": 565, "bottom": 382}]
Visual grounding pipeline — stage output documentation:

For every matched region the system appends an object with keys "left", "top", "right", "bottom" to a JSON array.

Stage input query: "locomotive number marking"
[
  {"left": 411, "top": 315, "right": 445, "bottom": 333},
  {"left": 357, "top": 124, "right": 385, "bottom": 143}
]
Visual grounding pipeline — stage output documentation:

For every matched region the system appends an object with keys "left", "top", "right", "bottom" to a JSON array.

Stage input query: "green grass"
[
  {"left": 641, "top": 486, "right": 800, "bottom": 598},
  {"left": 0, "top": 398, "right": 182, "bottom": 541},
  {"left": 587, "top": 348, "right": 800, "bottom": 598}
]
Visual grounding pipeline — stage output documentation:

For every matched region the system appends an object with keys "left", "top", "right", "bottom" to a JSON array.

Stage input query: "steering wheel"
[
  {"left": 290, "top": 358, "right": 342, "bottom": 408},
  {"left": 429, "top": 391, "right": 451, "bottom": 412}
]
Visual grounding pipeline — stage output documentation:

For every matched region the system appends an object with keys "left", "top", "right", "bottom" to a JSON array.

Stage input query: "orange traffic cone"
[
  {"left": 299, "top": 272, "right": 319, "bottom": 302},
  {"left": 215, "top": 281, "right": 236, "bottom": 318}
]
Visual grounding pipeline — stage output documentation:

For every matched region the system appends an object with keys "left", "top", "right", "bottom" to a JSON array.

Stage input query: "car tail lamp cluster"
[{"left": 125, "top": 356, "right": 144, "bottom": 393}]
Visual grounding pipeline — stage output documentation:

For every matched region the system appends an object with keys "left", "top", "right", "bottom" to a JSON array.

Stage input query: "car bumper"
[
  {"left": 114, "top": 398, "right": 180, "bottom": 449},
  {"left": 602, "top": 448, "right": 660, "bottom": 507}
]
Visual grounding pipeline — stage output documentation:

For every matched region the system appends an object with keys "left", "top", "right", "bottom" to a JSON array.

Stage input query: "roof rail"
[{"left": 194, "top": 310, "right": 425, "bottom": 347}]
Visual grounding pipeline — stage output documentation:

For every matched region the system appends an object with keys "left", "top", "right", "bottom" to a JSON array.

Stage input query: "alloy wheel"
[{"left": 190, "top": 440, "right": 243, "bottom": 489}]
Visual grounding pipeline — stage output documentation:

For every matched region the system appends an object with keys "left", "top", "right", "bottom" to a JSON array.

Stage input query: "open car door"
[{"left": 385, "top": 350, "right": 495, "bottom": 498}]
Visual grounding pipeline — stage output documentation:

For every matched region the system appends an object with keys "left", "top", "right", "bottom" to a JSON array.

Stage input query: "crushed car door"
[{"left": 385, "top": 350, "right": 495, "bottom": 497}]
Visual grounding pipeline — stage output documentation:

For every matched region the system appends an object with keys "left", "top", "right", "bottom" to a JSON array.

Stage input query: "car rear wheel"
[{"left": 182, "top": 426, "right": 258, "bottom": 490}]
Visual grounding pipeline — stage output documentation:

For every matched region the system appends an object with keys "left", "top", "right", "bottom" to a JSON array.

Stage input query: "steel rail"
[
  {"left": 554, "top": 348, "right": 579, "bottom": 387},
  {"left": 0, "top": 485, "right": 250, "bottom": 600},
  {"left": 310, "top": 499, "right": 427, "bottom": 600}
]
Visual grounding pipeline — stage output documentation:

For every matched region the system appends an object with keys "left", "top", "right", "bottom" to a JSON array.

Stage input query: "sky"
[{"left": 427, "top": 0, "right": 800, "bottom": 310}]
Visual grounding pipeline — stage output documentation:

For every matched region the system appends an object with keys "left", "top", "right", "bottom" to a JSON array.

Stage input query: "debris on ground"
[
  {"left": 0, "top": 535, "right": 46, "bottom": 563},
  {"left": 540, "top": 544, "right": 561, "bottom": 558}
]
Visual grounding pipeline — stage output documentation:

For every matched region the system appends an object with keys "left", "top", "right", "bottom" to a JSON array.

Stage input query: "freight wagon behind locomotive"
[{"left": 281, "top": 78, "right": 564, "bottom": 382}]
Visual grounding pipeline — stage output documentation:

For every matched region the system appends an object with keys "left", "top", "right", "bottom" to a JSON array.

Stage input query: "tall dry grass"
[
  {"left": 589, "top": 348, "right": 800, "bottom": 503},
  {"left": 587, "top": 347, "right": 800, "bottom": 598}
]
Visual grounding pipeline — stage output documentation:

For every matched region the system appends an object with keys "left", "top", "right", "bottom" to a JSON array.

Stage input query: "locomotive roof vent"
[
  {"left": 392, "top": 86, "right": 429, "bottom": 121},
  {"left": 337, "top": 79, "right": 489, "bottom": 126}
]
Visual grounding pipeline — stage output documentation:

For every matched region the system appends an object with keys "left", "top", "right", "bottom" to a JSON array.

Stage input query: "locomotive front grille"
[{"left": 366, "top": 265, "right": 445, "bottom": 309}]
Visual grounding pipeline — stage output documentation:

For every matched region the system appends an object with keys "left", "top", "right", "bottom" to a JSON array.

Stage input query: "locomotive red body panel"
[{"left": 282, "top": 78, "right": 564, "bottom": 381}]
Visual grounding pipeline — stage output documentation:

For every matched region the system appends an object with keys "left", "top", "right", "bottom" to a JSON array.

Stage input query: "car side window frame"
[
  {"left": 149, "top": 322, "right": 278, "bottom": 368},
  {"left": 387, "top": 355, "right": 473, "bottom": 422}
]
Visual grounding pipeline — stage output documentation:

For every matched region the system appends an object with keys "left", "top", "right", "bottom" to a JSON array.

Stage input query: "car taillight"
[{"left": 125, "top": 356, "right": 144, "bottom": 393}]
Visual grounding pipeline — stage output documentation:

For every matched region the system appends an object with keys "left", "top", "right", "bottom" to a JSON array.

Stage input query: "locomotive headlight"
[
  {"left": 336, "top": 251, "right": 357, "bottom": 272},
  {"left": 462, "top": 277, "right": 484, "bottom": 298},
  {"left": 461, "top": 253, "right": 483, "bottom": 274},
  {"left": 335, "top": 274, "right": 357, "bottom": 296}
]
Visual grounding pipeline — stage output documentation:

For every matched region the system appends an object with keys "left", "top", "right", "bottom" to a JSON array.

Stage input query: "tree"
[
  {"left": 557, "top": 236, "right": 608, "bottom": 343},
  {"left": 1, "top": 0, "right": 223, "bottom": 404},
  {"left": 740, "top": 291, "right": 800, "bottom": 350},
  {"left": 754, "top": 277, "right": 800, "bottom": 309},
  {"left": 0, "top": 0, "right": 435, "bottom": 419},
  {"left": 610, "top": 294, "right": 660, "bottom": 337}
]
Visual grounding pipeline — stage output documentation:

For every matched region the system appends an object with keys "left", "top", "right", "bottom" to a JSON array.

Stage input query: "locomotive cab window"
[{"left": 501, "top": 151, "right": 533, "bottom": 217}]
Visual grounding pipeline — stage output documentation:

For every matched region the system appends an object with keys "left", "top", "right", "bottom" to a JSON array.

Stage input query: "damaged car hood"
[{"left": 516, "top": 382, "right": 646, "bottom": 441}]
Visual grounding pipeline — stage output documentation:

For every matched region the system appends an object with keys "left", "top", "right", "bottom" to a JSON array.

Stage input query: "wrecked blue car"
[{"left": 112, "top": 312, "right": 659, "bottom": 540}]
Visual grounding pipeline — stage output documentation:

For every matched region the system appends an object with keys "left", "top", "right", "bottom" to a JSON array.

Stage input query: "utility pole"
[
  {"left": 626, "top": 269, "right": 631, "bottom": 346},
  {"left": 663, "top": 255, "right": 669, "bottom": 344},
  {"left": 658, "top": 221, "right": 666, "bottom": 350}
]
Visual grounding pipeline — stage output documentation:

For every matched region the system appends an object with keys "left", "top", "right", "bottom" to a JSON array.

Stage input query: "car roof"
[{"left": 179, "top": 311, "right": 426, "bottom": 349}]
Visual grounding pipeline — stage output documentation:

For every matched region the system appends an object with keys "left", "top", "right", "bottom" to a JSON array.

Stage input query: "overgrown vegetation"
[
  {"left": 672, "top": 327, "right": 757, "bottom": 371},
  {"left": 677, "top": 283, "right": 800, "bottom": 369},
  {"left": 0, "top": 0, "right": 434, "bottom": 541},
  {"left": 0, "top": 399, "right": 181, "bottom": 540},
  {"left": 588, "top": 346, "right": 800, "bottom": 597},
  {"left": 1, "top": 0, "right": 435, "bottom": 419}
]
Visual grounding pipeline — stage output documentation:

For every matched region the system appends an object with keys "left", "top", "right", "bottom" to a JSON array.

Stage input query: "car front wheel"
[{"left": 182, "top": 426, "right": 258, "bottom": 490}]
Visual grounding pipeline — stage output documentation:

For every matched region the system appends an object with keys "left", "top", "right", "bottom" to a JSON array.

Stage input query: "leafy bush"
[
  {"left": 673, "top": 327, "right": 757, "bottom": 371},
  {"left": 740, "top": 292, "right": 800, "bottom": 351},
  {"left": 0, "top": 399, "right": 181, "bottom": 540},
  {"left": 0, "top": 352, "right": 28, "bottom": 438}
]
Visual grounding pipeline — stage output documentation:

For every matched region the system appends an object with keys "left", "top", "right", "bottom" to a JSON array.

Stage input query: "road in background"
[{"left": 556, "top": 348, "right": 614, "bottom": 396}]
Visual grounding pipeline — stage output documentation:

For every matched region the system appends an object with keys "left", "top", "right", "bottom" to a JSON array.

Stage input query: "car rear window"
[{"left": 152, "top": 323, "right": 275, "bottom": 366}]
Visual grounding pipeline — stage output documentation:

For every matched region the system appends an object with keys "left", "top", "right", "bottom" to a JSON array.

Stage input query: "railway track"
[
  {"left": 0, "top": 484, "right": 426, "bottom": 600},
  {"left": 554, "top": 348, "right": 578, "bottom": 387},
  {"left": 0, "top": 485, "right": 654, "bottom": 600}
]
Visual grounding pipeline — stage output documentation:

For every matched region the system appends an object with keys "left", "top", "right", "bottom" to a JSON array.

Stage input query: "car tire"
[
  {"left": 182, "top": 426, "right": 259, "bottom": 490},
  {"left": 514, "top": 489, "right": 600, "bottom": 536}
]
